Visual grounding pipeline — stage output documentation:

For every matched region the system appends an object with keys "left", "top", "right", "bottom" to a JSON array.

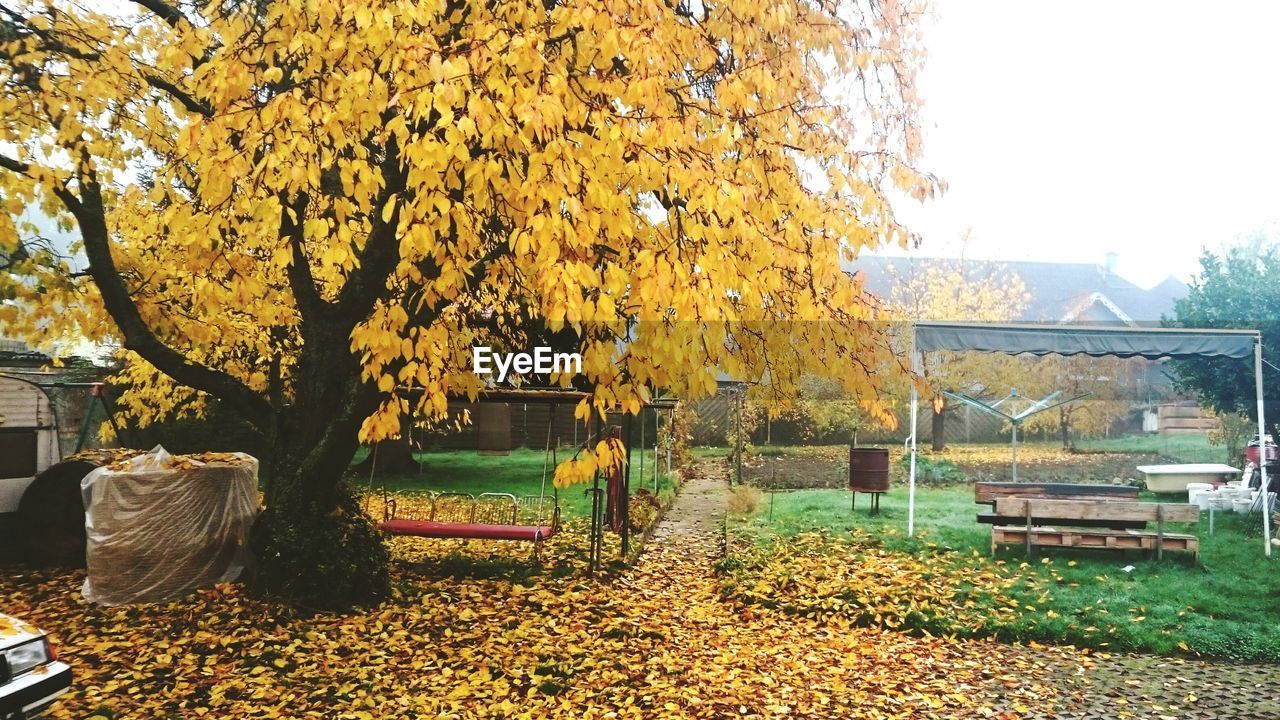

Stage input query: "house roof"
[
  {"left": 0, "top": 338, "right": 49, "bottom": 368},
  {"left": 849, "top": 256, "right": 1188, "bottom": 325}
]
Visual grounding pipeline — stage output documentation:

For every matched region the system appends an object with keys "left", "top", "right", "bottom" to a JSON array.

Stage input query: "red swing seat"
[
  {"left": 380, "top": 519, "right": 556, "bottom": 541},
  {"left": 379, "top": 492, "right": 560, "bottom": 545}
]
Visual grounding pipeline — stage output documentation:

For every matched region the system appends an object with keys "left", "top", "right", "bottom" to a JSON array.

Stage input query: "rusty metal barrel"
[{"left": 848, "top": 447, "right": 890, "bottom": 492}]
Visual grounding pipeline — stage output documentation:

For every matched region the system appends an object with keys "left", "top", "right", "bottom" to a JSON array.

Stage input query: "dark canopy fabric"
[{"left": 915, "top": 322, "right": 1258, "bottom": 360}]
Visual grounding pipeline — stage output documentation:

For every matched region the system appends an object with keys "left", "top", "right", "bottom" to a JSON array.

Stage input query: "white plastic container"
[
  {"left": 1188, "top": 489, "right": 1210, "bottom": 509},
  {"left": 1233, "top": 498, "right": 1254, "bottom": 514},
  {"left": 1186, "top": 482, "right": 1214, "bottom": 493}
]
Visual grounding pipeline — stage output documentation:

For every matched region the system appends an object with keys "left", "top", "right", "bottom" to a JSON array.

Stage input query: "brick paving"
[{"left": 1031, "top": 653, "right": 1279, "bottom": 719}]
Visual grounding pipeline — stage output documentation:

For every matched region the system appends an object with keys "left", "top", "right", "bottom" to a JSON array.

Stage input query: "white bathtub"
[{"left": 1136, "top": 463, "right": 1241, "bottom": 493}]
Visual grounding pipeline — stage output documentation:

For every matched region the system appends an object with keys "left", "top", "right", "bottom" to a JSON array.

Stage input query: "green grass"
[
  {"left": 1075, "top": 433, "right": 1225, "bottom": 464},
  {"left": 733, "top": 483, "right": 1280, "bottom": 662},
  {"left": 350, "top": 448, "right": 679, "bottom": 520}
]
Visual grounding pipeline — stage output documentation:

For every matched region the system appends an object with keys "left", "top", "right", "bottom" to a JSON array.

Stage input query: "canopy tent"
[{"left": 905, "top": 322, "right": 1272, "bottom": 555}]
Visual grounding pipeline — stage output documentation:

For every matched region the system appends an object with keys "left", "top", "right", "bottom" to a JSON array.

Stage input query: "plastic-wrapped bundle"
[{"left": 81, "top": 446, "right": 258, "bottom": 606}]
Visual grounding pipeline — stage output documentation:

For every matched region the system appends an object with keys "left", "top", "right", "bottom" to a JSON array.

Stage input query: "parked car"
[{"left": 0, "top": 613, "right": 70, "bottom": 719}]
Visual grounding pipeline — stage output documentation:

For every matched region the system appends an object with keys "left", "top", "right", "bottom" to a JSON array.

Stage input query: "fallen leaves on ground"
[
  {"left": 1, "top": 497, "right": 1089, "bottom": 719},
  {"left": 719, "top": 530, "right": 1025, "bottom": 635}
]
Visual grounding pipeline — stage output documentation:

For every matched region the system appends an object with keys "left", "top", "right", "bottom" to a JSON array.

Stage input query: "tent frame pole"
[
  {"left": 908, "top": 328, "right": 920, "bottom": 537},
  {"left": 1256, "top": 338, "right": 1272, "bottom": 557}
]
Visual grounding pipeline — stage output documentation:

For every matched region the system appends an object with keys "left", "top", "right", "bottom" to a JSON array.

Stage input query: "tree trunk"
[
  {"left": 931, "top": 401, "right": 946, "bottom": 452},
  {"left": 248, "top": 340, "right": 391, "bottom": 610}
]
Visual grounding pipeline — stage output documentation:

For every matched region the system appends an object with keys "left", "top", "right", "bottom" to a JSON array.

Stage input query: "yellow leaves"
[
  {"left": 0, "top": 0, "right": 934, "bottom": 488},
  {"left": 553, "top": 455, "right": 596, "bottom": 489},
  {"left": 380, "top": 194, "right": 397, "bottom": 224},
  {"left": 0, "top": 480, "right": 1092, "bottom": 720},
  {"left": 721, "top": 530, "right": 1029, "bottom": 634},
  {"left": 0, "top": 614, "right": 38, "bottom": 637},
  {"left": 351, "top": 6, "right": 373, "bottom": 30}
]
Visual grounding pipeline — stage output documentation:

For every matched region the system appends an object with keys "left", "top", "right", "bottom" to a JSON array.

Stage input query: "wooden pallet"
[
  {"left": 992, "top": 526, "right": 1199, "bottom": 558},
  {"left": 976, "top": 512, "right": 1147, "bottom": 530},
  {"left": 992, "top": 498, "right": 1198, "bottom": 524},
  {"left": 974, "top": 482, "right": 1139, "bottom": 505}
]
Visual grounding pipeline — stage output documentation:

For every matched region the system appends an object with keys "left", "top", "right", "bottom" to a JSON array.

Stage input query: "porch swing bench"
[
  {"left": 380, "top": 492, "right": 560, "bottom": 544},
  {"left": 371, "top": 403, "right": 563, "bottom": 551}
]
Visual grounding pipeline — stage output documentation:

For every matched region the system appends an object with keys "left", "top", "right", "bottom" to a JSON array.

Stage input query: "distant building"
[
  {"left": 850, "top": 254, "right": 1188, "bottom": 326},
  {"left": 0, "top": 338, "right": 49, "bottom": 370},
  {"left": 0, "top": 338, "right": 109, "bottom": 456}
]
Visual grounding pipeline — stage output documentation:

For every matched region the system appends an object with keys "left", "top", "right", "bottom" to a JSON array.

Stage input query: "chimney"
[{"left": 1103, "top": 251, "right": 1118, "bottom": 274}]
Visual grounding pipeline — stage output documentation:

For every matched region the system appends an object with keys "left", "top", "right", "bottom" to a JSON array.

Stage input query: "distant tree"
[
  {"left": 776, "top": 374, "right": 881, "bottom": 444},
  {"left": 1168, "top": 239, "right": 1280, "bottom": 438},
  {"left": 1017, "top": 354, "right": 1143, "bottom": 448},
  {"left": 888, "top": 255, "right": 1029, "bottom": 450},
  {"left": 1206, "top": 410, "right": 1254, "bottom": 466}
]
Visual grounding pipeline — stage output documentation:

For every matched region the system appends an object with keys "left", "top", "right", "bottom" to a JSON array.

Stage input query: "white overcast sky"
[{"left": 888, "top": 0, "right": 1280, "bottom": 288}]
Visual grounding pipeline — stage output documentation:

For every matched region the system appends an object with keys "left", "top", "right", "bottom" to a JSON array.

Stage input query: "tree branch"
[
  {"left": 128, "top": 0, "right": 187, "bottom": 28},
  {"left": 56, "top": 161, "right": 274, "bottom": 429},
  {"left": 280, "top": 191, "right": 332, "bottom": 329},
  {"left": 334, "top": 136, "right": 408, "bottom": 322},
  {"left": 0, "top": 152, "right": 30, "bottom": 176},
  {"left": 1, "top": 6, "right": 208, "bottom": 118},
  {"left": 0, "top": 6, "right": 99, "bottom": 61},
  {"left": 143, "top": 73, "right": 212, "bottom": 117}
]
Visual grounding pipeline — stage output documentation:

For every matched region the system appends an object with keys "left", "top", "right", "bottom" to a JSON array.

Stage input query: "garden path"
[{"left": 625, "top": 459, "right": 1073, "bottom": 718}]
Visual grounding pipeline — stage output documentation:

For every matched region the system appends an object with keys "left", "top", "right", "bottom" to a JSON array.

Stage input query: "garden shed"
[{"left": 0, "top": 373, "right": 61, "bottom": 513}]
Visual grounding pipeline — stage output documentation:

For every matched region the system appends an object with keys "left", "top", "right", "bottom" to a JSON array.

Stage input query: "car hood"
[{"left": 0, "top": 612, "right": 42, "bottom": 647}]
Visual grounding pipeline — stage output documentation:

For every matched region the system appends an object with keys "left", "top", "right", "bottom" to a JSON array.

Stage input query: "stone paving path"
[
  {"left": 654, "top": 459, "right": 1280, "bottom": 719},
  {"left": 1035, "top": 653, "right": 1280, "bottom": 720}
]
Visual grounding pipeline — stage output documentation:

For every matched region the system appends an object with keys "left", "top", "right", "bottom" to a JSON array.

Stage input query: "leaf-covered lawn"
[
  {"left": 730, "top": 485, "right": 1280, "bottom": 663},
  {"left": 2, "top": 516, "right": 1091, "bottom": 718},
  {"left": 718, "top": 530, "right": 1026, "bottom": 635}
]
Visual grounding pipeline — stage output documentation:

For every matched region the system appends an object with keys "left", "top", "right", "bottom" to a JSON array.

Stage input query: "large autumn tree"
[{"left": 0, "top": 0, "right": 934, "bottom": 606}]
